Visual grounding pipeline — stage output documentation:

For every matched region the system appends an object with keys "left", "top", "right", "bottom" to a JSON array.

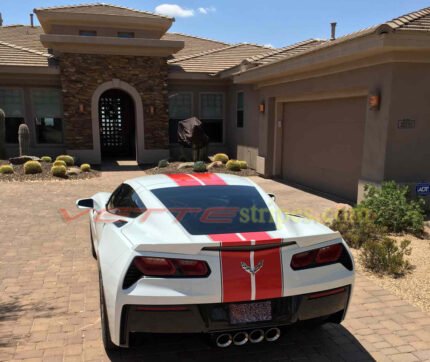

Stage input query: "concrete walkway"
[{"left": 0, "top": 170, "right": 429, "bottom": 361}]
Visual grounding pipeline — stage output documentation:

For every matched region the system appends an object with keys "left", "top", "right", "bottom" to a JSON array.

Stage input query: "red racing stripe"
[
  {"left": 209, "top": 232, "right": 283, "bottom": 302},
  {"left": 253, "top": 237, "right": 283, "bottom": 301},
  {"left": 166, "top": 174, "right": 201, "bottom": 186},
  {"left": 209, "top": 234, "right": 252, "bottom": 303},
  {"left": 191, "top": 173, "right": 227, "bottom": 186}
]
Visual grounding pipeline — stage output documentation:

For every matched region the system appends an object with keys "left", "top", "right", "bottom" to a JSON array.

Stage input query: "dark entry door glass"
[{"left": 99, "top": 89, "right": 135, "bottom": 157}]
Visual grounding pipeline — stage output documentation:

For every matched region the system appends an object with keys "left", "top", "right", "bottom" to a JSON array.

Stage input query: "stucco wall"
[
  {"left": 384, "top": 63, "right": 430, "bottom": 182},
  {"left": 232, "top": 63, "right": 394, "bottom": 184},
  {"left": 226, "top": 84, "right": 261, "bottom": 169},
  {"left": 59, "top": 53, "right": 169, "bottom": 151}
]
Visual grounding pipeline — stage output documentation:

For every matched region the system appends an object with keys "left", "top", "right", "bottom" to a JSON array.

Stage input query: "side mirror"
[
  {"left": 76, "top": 198, "right": 94, "bottom": 209},
  {"left": 268, "top": 193, "right": 276, "bottom": 201}
]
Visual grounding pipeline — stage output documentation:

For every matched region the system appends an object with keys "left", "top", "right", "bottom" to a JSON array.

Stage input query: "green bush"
[
  {"left": 361, "top": 238, "right": 412, "bottom": 276},
  {"left": 56, "top": 155, "right": 74, "bottom": 167},
  {"left": 0, "top": 164, "right": 13, "bottom": 174},
  {"left": 53, "top": 160, "right": 67, "bottom": 167},
  {"left": 360, "top": 181, "right": 425, "bottom": 236},
  {"left": 193, "top": 161, "right": 207, "bottom": 172},
  {"left": 51, "top": 165, "right": 67, "bottom": 178},
  {"left": 41, "top": 156, "right": 52, "bottom": 163},
  {"left": 24, "top": 160, "right": 42, "bottom": 174},
  {"left": 80, "top": 163, "right": 91, "bottom": 172},
  {"left": 226, "top": 160, "right": 241, "bottom": 171},
  {"left": 158, "top": 159, "right": 169, "bottom": 168},
  {"left": 328, "top": 208, "right": 385, "bottom": 249},
  {"left": 238, "top": 160, "right": 248, "bottom": 169},
  {"left": 213, "top": 153, "right": 229, "bottom": 164}
]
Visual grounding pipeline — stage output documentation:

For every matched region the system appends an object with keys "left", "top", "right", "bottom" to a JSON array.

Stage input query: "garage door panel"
[{"left": 282, "top": 97, "right": 366, "bottom": 201}]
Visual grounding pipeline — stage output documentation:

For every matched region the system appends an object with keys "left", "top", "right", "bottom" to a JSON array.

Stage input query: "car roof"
[{"left": 127, "top": 173, "right": 255, "bottom": 191}]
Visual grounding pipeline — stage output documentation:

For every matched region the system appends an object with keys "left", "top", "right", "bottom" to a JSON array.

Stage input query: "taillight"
[
  {"left": 134, "top": 257, "right": 176, "bottom": 276},
  {"left": 290, "top": 244, "right": 345, "bottom": 270},
  {"left": 129, "top": 257, "right": 210, "bottom": 279},
  {"left": 315, "top": 244, "right": 343, "bottom": 264}
]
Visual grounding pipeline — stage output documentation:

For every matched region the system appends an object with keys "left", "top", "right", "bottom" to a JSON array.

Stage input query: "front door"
[{"left": 99, "top": 89, "right": 135, "bottom": 158}]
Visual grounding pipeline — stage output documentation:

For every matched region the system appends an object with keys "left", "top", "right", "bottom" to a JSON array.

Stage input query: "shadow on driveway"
[{"left": 107, "top": 324, "right": 374, "bottom": 361}]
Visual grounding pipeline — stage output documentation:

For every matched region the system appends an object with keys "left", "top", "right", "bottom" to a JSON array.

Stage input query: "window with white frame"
[
  {"left": 168, "top": 92, "right": 193, "bottom": 143},
  {"left": 237, "top": 92, "right": 244, "bottom": 128},
  {"left": 200, "top": 93, "right": 223, "bottom": 143},
  {"left": 0, "top": 88, "right": 25, "bottom": 144},
  {"left": 32, "top": 89, "right": 63, "bottom": 144}
]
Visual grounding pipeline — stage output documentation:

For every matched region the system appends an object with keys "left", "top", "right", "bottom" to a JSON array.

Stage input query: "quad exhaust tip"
[
  {"left": 233, "top": 331, "right": 249, "bottom": 346},
  {"left": 215, "top": 333, "right": 232, "bottom": 348},
  {"left": 265, "top": 327, "right": 281, "bottom": 342},
  {"left": 249, "top": 329, "right": 265, "bottom": 343},
  {"left": 215, "top": 328, "right": 280, "bottom": 347}
]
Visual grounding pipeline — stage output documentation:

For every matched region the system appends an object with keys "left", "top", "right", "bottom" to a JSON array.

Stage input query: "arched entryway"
[{"left": 98, "top": 89, "right": 136, "bottom": 158}]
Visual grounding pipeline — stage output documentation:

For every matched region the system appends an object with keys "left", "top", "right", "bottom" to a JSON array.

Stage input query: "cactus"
[
  {"left": 158, "top": 159, "right": 169, "bottom": 168},
  {"left": 193, "top": 161, "right": 207, "bottom": 173},
  {"left": 18, "top": 123, "right": 30, "bottom": 156},
  {"left": 80, "top": 163, "right": 91, "bottom": 172},
  {"left": 226, "top": 160, "right": 241, "bottom": 172},
  {"left": 56, "top": 155, "right": 74, "bottom": 166},
  {"left": 0, "top": 109, "right": 5, "bottom": 159},
  {"left": 213, "top": 153, "right": 229, "bottom": 164},
  {"left": 51, "top": 165, "right": 67, "bottom": 178}
]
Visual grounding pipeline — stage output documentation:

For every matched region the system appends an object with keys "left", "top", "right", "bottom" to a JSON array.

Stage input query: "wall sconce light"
[
  {"left": 259, "top": 101, "right": 265, "bottom": 113},
  {"left": 148, "top": 106, "right": 155, "bottom": 115},
  {"left": 79, "top": 104, "right": 85, "bottom": 113},
  {"left": 368, "top": 93, "right": 381, "bottom": 111}
]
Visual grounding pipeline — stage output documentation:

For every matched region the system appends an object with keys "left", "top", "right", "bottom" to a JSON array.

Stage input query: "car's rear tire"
[
  {"left": 99, "top": 273, "right": 119, "bottom": 351},
  {"left": 90, "top": 224, "right": 97, "bottom": 259}
]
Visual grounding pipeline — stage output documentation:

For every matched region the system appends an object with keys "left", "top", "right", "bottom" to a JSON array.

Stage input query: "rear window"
[{"left": 151, "top": 185, "right": 276, "bottom": 235}]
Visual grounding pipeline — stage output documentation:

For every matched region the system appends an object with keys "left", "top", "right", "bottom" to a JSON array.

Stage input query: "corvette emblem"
[{"left": 241, "top": 260, "right": 264, "bottom": 275}]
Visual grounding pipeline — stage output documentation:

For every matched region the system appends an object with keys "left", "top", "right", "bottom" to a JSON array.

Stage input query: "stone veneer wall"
[{"left": 59, "top": 53, "right": 169, "bottom": 150}]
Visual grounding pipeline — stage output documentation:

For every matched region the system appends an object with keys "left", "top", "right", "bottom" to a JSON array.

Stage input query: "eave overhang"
[
  {"left": 35, "top": 11, "right": 174, "bottom": 35},
  {"left": 40, "top": 34, "right": 184, "bottom": 57},
  {"left": 233, "top": 31, "right": 430, "bottom": 86}
]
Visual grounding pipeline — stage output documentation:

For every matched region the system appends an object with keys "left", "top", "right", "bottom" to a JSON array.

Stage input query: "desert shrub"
[
  {"left": 80, "top": 163, "right": 91, "bottom": 172},
  {"left": 226, "top": 160, "right": 241, "bottom": 172},
  {"left": 193, "top": 161, "right": 207, "bottom": 172},
  {"left": 213, "top": 153, "right": 229, "bottom": 164},
  {"left": 238, "top": 160, "right": 248, "bottom": 169},
  {"left": 53, "top": 160, "right": 67, "bottom": 167},
  {"left": 41, "top": 156, "right": 52, "bottom": 163},
  {"left": 359, "top": 181, "right": 425, "bottom": 236},
  {"left": 328, "top": 208, "right": 385, "bottom": 249},
  {"left": 361, "top": 238, "right": 411, "bottom": 276},
  {"left": 51, "top": 165, "right": 67, "bottom": 178},
  {"left": 24, "top": 160, "right": 42, "bottom": 174},
  {"left": 158, "top": 159, "right": 169, "bottom": 168},
  {"left": 56, "top": 155, "right": 74, "bottom": 167},
  {"left": 0, "top": 164, "right": 13, "bottom": 174}
]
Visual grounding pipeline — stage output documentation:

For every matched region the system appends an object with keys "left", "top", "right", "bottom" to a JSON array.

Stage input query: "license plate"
[{"left": 229, "top": 301, "right": 272, "bottom": 324}]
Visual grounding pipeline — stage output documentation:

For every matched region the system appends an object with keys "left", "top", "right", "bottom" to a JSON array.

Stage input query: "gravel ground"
[
  {"left": 145, "top": 162, "right": 258, "bottom": 176},
  {"left": 351, "top": 228, "right": 430, "bottom": 313},
  {"left": 0, "top": 160, "right": 100, "bottom": 182}
]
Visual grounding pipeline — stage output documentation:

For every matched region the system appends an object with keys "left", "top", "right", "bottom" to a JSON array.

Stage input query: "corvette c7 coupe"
[{"left": 76, "top": 173, "right": 354, "bottom": 350}]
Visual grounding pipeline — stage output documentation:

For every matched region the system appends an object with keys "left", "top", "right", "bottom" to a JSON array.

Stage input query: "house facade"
[{"left": 1, "top": 3, "right": 430, "bottom": 202}]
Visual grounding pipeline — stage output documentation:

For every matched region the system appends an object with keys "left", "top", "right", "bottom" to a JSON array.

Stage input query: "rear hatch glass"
[{"left": 151, "top": 185, "right": 276, "bottom": 235}]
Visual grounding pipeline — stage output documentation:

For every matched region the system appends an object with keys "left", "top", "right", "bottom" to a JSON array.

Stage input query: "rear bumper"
[{"left": 119, "top": 285, "right": 351, "bottom": 346}]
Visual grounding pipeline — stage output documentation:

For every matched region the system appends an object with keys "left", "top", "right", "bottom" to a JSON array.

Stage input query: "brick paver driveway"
[{"left": 1, "top": 170, "right": 429, "bottom": 361}]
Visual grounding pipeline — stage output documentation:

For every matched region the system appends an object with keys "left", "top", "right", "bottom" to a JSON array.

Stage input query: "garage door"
[{"left": 281, "top": 97, "right": 366, "bottom": 201}]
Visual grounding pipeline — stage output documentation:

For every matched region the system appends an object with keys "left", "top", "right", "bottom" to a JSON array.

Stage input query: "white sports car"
[{"left": 76, "top": 173, "right": 354, "bottom": 350}]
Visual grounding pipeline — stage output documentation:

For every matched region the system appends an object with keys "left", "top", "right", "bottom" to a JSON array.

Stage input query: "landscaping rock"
[
  {"left": 178, "top": 162, "right": 194, "bottom": 169},
  {"left": 207, "top": 161, "right": 223, "bottom": 170},
  {"left": 9, "top": 156, "right": 41, "bottom": 165},
  {"left": 67, "top": 167, "right": 81, "bottom": 176}
]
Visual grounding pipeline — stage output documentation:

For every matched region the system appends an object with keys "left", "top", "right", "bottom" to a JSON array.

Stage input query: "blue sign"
[{"left": 416, "top": 183, "right": 430, "bottom": 196}]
